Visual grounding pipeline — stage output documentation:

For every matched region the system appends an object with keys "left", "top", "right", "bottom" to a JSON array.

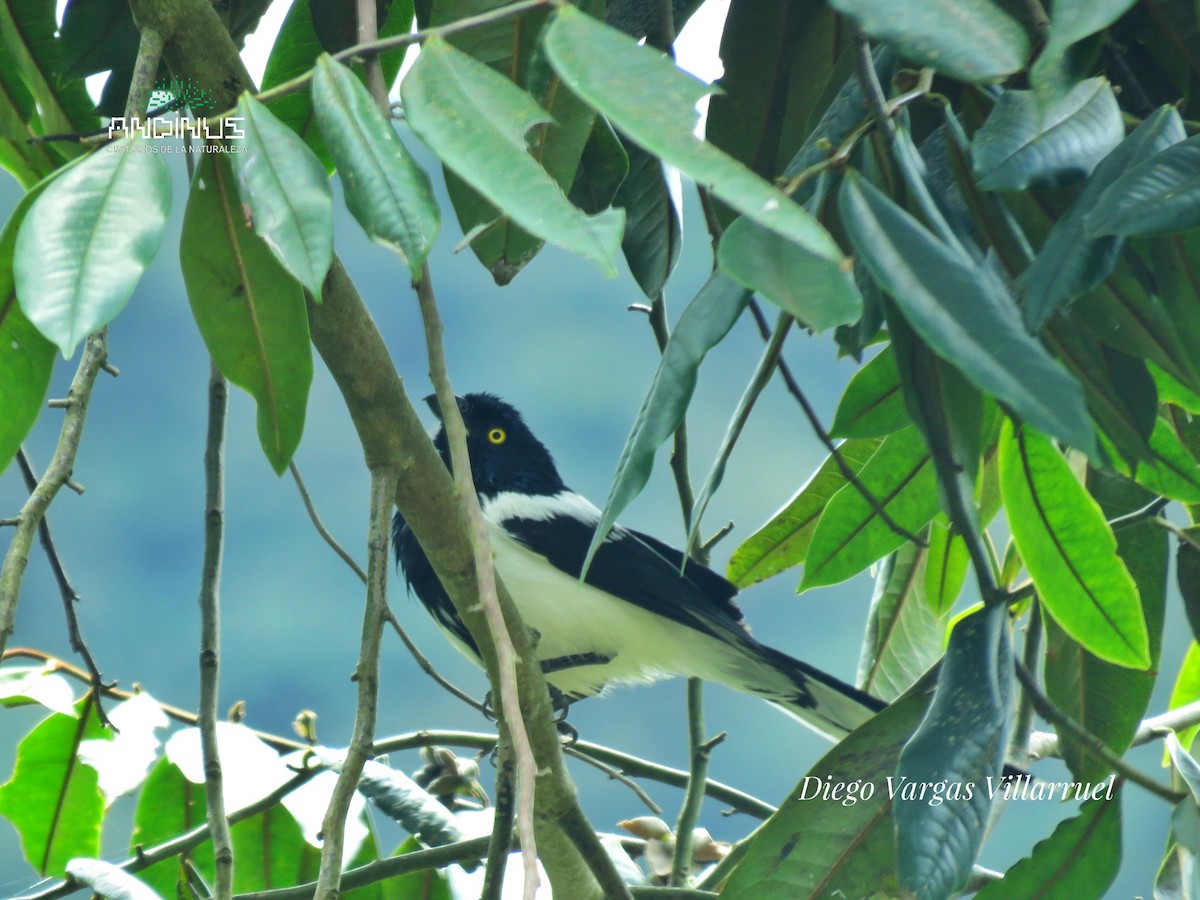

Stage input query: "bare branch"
[{"left": 198, "top": 364, "right": 233, "bottom": 898}]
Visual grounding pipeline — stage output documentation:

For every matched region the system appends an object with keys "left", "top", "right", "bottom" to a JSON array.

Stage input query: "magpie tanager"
[{"left": 392, "top": 393, "right": 885, "bottom": 740}]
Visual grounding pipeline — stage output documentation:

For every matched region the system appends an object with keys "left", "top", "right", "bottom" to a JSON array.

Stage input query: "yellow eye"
[{"left": 487, "top": 428, "right": 507, "bottom": 445}]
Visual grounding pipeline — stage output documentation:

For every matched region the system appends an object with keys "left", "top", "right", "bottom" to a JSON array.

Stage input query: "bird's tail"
[{"left": 717, "top": 638, "right": 886, "bottom": 740}]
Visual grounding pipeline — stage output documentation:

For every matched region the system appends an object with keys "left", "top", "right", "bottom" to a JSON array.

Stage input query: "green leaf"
[
  {"left": 0, "top": 0, "right": 98, "bottom": 147},
  {"left": 1017, "top": 105, "right": 1186, "bottom": 330},
  {"left": 261, "top": 0, "right": 413, "bottom": 172},
  {"left": 233, "top": 93, "right": 333, "bottom": 297},
  {"left": 614, "top": 140, "right": 679, "bottom": 300},
  {"left": 857, "top": 543, "right": 948, "bottom": 702},
  {"left": 402, "top": 35, "right": 621, "bottom": 275},
  {"left": 312, "top": 55, "right": 439, "bottom": 277},
  {"left": 925, "top": 515, "right": 970, "bottom": 616},
  {"left": 180, "top": 153, "right": 313, "bottom": 474},
  {"left": 544, "top": 6, "right": 859, "bottom": 309},
  {"left": 826, "top": 0, "right": 1028, "bottom": 82},
  {"left": 972, "top": 79, "right": 1123, "bottom": 191},
  {"left": 1043, "top": 470, "right": 1167, "bottom": 782},
  {"left": 230, "top": 801, "right": 320, "bottom": 891},
  {"left": 131, "top": 758, "right": 212, "bottom": 895},
  {"left": 568, "top": 116, "right": 629, "bottom": 216},
  {"left": 1134, "top": 417, "right": 1200, "bottom": 502},
  {"left": 1167, "top": 642, "right": 1200, "bottom": 751},
  {"left": 801, "top": 427, "right": 940, "bottom": 591},
  {"left": 975, "top": 797, "right": 1122, "bottom": 900},
  {"left": 718, "top": 216, "right": 862, "bottom": 332},
  {"left": 14, "top": 140, "right": 171, "bottom": 357},
  {"left": 1086, "top": 136, "right": 1200, "bottom": 237},
  {"left": 586, "top": 272, "right": 749, "bottom": 569},
  {"left": 830, "top": 347, "right": 908, "bottom": 439},
  {"left": 0, "top": 696, "right": 109, "bottom": 877},
  {"left": 895, "top": 604, "right": 1014, "bottom": 900},
  {"left": 0, "top": 665, "right": 76, "bottom": 717},
  {"left": 58, "top": 0, "right": 141, "bottom": 81},
  {"left": 0, "top": 180, "right": 56, "bottom": 475},
  {"left": 706, "top": 0, "right": 844, "bottom": 203},
  {"left": 719, "top": 691, "right": 932, "bottom": 899},
  {"left": 726, "top": 437, "right": 883, "bottom": 588},
  {"left": 381, "top": 836, "right": 453, "bottom": 900},
  {"left": 838, "top": 170, "right": 1096, "bottom": 455},
  {"left": 1179, "top": 529, "right": 1200, "bottom": 647},
  {"left": 1148, "top": 231, "right": 1200, "bottom": 380},
  {"left": 999, "top": 421, "right": 1150, "bottom": 668},
  {"left": 1029, "top": 0, "right": 1137, "bottom": 109}
]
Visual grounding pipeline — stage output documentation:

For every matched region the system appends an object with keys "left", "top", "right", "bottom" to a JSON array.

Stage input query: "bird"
[{"left": 392, "top": 392, "right": 885, "bottom": 740}]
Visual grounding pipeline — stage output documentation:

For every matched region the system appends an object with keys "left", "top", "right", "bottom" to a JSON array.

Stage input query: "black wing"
[
  {"left": 499, "top": 513, "right": 749, "bottom": 640},
  {"left": 392, "top": 511, "right": 479, "bottom": 655}
]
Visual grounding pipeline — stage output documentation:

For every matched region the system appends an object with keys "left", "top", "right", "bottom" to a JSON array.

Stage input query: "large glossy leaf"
[
  {"left": 0, "top": 698, "right": 109, "bottom": 877},
  {"left": 1029, "top": 0, "right": 1137, "bottom": 109},
  {"left": 706, "top": 0, "right": 843, "bottom": 202},
  {"left": 180, "top": 154, "right": 313, "bottom": 474},
  {"left": 1017, "top": 105, "right": 1186, "bottom": 330},
  {"left": 1086, "top": 136, "right": 1200, "bottom": 237},
  {"left": 1044, "top": 472, "right": 1167, "bottom": 782},
  {"left": 726, "top": 437, "right": 883, "bottom": 588},
  {"left": 1149, "top": 231, "right": 1200, "bottom": 378},
  {"left": 14, "top": 140, "right": 171, "bottom": 357},
  {"left": 0, "top": 179, "right": 56, "bottom": 475},
  {"left": 999, "top": 421, "right": 1150, "bottom": 668},
  {"left": 544, "top": 6, "right": 859, "bottom": 311},
  {"left": 1167, "top": 643, "right": 1200, "bottom": 751},
  {"left": 857, "top": 543, "right": 948, "bottom": 702},
  {"left": 719, "top": 692, "right": 932, "bottom": 899},
  {"left": 0, "top": 47, "right": 62, "bottom": 189},
  {"left": 925, "top": 514, "right": 970, "bottom": 616},
  {"left": 0, "top": 0, "right": 97, "bottom": 148},
  {"left": 58, "top": 0, "right": 140, "bottom": 81},
  {"left": 895, "top": 604, "right": 1013, "bottom": 900},
  {"left": 568, "top": 116, "right": 629, "bottom": 215},
  {"left": 974, "top": 797, "right": 1122, "bottom": 900},
  {"left": 718, "top": 216, "right": 862, "bottom": 332},
  {"left": 801, "top": 427, "right": 940, "bottom": 591},
  {"left": 233, "top": 93, "right": 333, "bottom": 297},
  {"left": 1134, "top": 417, "right": 1200, "bottom": 502},
  {"left": 972, "top": 79, "right": 1123, "bottom": 191},
  {"left": 826, "top": 0, "right": 1027, "bottom": 82},
  {"left": 586, "top": 272, "right": 749, "bottom": 569},
  {"left": 260, "top": 0, "right": 413, "bottom": 171},
  {"left": 614, "top": 140, "right": 679, "bottom": 300},
  {"left": 830, "top": 347, "right": 908, "bottom": 439},
  {"left": 402, "top": 36, "right": 622, "bottom": 275},
  {"left": 312, "top": 55, "right": 439, "bottom": 277},
  {"left": 838, "top": 171, "right": 1095, "bottom": 455}
]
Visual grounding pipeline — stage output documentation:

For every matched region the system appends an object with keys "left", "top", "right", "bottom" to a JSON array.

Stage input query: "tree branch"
[
  {"left": 315, "top": 467, "right": 395, "bottom": 896},
  {"left": 1, "top": 332, "right": 108, "bottom": 665},
  {"left": 198, "top": 363, "right": 233, "bottom": 899}
]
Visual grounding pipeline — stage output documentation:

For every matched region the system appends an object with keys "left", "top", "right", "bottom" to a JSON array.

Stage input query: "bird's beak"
[{"left": 423, "top": 393, "right": 464, "bottom": 422}]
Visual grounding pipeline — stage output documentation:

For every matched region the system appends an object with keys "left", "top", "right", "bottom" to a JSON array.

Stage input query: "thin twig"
[
  {"left": 413, "top": 264, "right": 541, "bottom": 900},
  {"left": 1009, "top": 599, "right": 1042, "bottom": 762},
  {"left": 2, "top": 647, "right": 308, "bottom": 752},
  {"left": 745, "top": 301, "right": 925, "bottom": 547},
  {"left": 647, "top": 292, "right": 697, "bottom": 537},
  {"left": 562, "top": 746, "right": 663, "bottom": 814},
  {"left": 288, "top": 462, "right": 484, "bottom": 711},
  {"left": 482, "top": 736, "right": 517, "bottom": 900},
  {"left": 198, "top": 364, "right": 233, "bottom": 899},
  {"left": 1, "top": 332, "right": 108, "bottom": 669},
  {"left": 1013, "top": 660, "right": 1184, "bottom": 803},
  {"left": 15, "top": 450, "right": 114, "bottom": 727},
  {"left": 315, "top": 468, "right": 396, "bottom": 897},
  {"left": 357, "top": 0, "right": 389, "bottom": 113},
  {"left": 670, "top": 679, "right": 712, "bottom": 886},
  {"left": 289, "top": 462, "right": 368, "bottom": 582}
]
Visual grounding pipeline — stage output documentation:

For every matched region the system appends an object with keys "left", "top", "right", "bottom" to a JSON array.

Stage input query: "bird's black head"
[{"left": 428, "top": 393, "right": 566, "bottom": 500}]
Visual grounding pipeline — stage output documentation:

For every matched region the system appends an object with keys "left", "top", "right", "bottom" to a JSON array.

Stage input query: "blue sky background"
[{"left": 1, "top": 16, "right": 1193, "bottom": 896}]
